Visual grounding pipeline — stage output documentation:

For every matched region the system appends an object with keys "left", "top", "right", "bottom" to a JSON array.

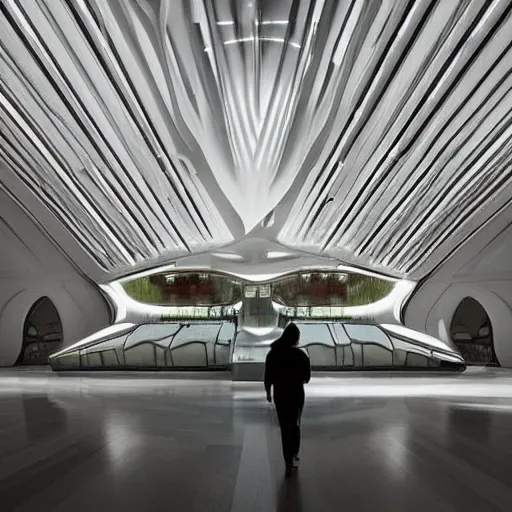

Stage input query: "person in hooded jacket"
[{"left": 264, "top": 322, "right": 311, "bottom": 478}]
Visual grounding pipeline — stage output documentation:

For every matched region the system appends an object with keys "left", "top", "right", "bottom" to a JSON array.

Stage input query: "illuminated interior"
[
  {"left": 121, "top": 271, "right": 394, "bottom": 309},
  {"left": 6, "top": 5, "right": 512, "bottom": 509},
  {"left": 49, "top": 268, "right": 464, "bottom": 371},
  {"left": 4, "top": 0, "right": 512, "bottom": 373}
]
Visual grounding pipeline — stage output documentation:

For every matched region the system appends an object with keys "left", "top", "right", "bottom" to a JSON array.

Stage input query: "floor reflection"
[
  {"left": 22, "top": 395, "right": 67, "bottom": 442},
  {"left": 448, "top": 404, "right": 492, "bottom": 443},
  {"left": 2, "top": 368, "right": 512, "bottom": 511},
  {"left": 277, "top": 477, "right": 304, "bottom": 512}
]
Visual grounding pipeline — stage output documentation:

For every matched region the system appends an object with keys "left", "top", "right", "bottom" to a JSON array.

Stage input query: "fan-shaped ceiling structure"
[{"left": 1, "top": 0, "right": 511, "bottom": 280}]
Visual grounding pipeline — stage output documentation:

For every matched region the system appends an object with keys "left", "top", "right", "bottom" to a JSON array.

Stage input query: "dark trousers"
[{"left": 274, "top": 388, "right": 305, "bottom": 465}]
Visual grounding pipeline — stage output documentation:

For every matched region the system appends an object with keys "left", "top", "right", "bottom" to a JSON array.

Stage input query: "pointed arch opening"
[
  {"left": 450, "top": 297, "right": 498, "bottom": 366},
  {"left": 16, "top": 297, "right": 63, "bottom": 365}
]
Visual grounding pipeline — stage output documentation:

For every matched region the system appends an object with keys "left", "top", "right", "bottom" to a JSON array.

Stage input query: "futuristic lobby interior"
[{"left": 2, "top": 0, "right": 512, "bottom": 510}]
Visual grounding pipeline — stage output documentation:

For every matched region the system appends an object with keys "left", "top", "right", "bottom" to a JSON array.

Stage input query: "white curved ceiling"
[{"left": 1, "top": 0, "right": 512, "bottom": 279}]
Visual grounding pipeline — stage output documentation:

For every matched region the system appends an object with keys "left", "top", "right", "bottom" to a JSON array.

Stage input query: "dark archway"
[
  {"left": 16, "top": 297, "right": 63, "bottom": 365},
  {"left": 450, "top": 297, "right": 499, "bottom": 366}
]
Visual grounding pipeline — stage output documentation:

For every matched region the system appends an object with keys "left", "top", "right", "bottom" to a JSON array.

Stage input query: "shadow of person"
[{"left": 276, "top": 475, "right": 304, "bottom": 512}]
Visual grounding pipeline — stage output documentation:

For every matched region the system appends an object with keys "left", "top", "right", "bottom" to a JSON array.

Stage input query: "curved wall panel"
[
  {"left": 403, "top": 204, "right": 512, "bottom": 368},
  {"left": 0, "top": 189, "right": 111, "bottom": 367},
  {"left": 406, "top": 282, "right": 512, "bottom": 368},
  {"left": 0, "top": 277, "right": 110, "bottom": 367}
]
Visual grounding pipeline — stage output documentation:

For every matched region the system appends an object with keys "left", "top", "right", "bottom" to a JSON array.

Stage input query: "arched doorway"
[
  {"left": 450, "top": 297, "right": 499, "bottom": 366},
  {"left": 16, "top": 297, "right": 63, "bottom": 365}
]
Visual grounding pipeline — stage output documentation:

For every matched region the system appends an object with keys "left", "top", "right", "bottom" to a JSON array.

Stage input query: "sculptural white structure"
[{"left": 1, "top": 0, "right": 511, "bottom": 368}]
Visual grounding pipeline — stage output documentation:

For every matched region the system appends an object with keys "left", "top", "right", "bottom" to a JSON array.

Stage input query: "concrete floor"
[{"left": 2, "top": 367, "right": 512, "bottom": 511}]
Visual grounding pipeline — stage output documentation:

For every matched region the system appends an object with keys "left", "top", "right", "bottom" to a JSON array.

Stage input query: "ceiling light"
[
  {"left": 266, "top": 251, "right": 296, "bottom": 259},
  {"left": 211, "top": 252, "right": 244, "bottom": 261},
  {"left": 223, "top": 37, "right": 300, "bottom": 49}
]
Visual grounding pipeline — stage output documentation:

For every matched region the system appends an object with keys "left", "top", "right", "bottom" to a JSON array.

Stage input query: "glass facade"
[
  {"left": 50, "top": 320, "right": 465, "bottom": 372},
  {"left": 122, "top": 271, "right": 394, "bottom": 313},
  {"left": 50, "top": 321, "right": 236, "bottom": 370},
  {"left": 122, "top": 272, "right": 243, "bottom": 306}
]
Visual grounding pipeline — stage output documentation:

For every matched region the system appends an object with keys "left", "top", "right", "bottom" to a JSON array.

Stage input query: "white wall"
[
  {"left": 405, "top": 206, "right": 512, "bottom": 367},
  {"left": 0, "top": 190, "right": 111, "bottom": 366}
]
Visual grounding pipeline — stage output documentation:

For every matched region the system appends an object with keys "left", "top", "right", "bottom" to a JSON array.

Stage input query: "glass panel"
[
  {"left": 171, "top": 343, "right": 207, "bottom": 367},
  {"left": 297, "top": 324, "right": 335, "bottom": 347},
  {"left": 335, "top": 346, "right": 344, "bottom": 365},
  {"left": 259, "top": 284, "right": 271, "bottom": 298},
  {"left": 362, "top": 345, "right": 393, "bottom": 367},
  {"left": 352, "top": 344, "right": 363, "bottom": 367},
  {"left": 124, "top": 344, "right": 157, "bottom": 366},
  {"left": 272, "top": 272, "right": 348, "bottom": 306},
  {"left": 155, "top": 346, "right": 167, "bottom": 367},
  {"left": 343, "top": 345, "right": 354, "bottom": 366},
  {"left": 272, "top": 273, "right": 394, "bottom": 307},
  {"left": 307, "top": 345, "right": 336, "bottom": 366},
  {"left": 215, "top": 345, "right": 230, "bottom": 366},
  {"left": 56, "top": 352, "right": 80, "bottom": 368},
  {"left": 125, "top": 324, "right": 180, "bottom": 350},
  {"left": 217, "top": 323, "right": 236, "bottom": 346},
  {"left": 245, "top": 286, "right": 257, "bottom": 298},
  {"left": 407, "top": 353, "right": 429, "bottom": 367},
  {"left": 171, "top": 324, "right": 222, "bottom": 349},
  {"left": 394, "top": 349, "right": 407, "bottom": 366},
  {"left": 123, "top": 272, "right": 243, "bottom": 306},
  {"left": 344, "top": 324, "right": 393, "bottom": 350},
  {"left": 331, "top": 324, "right": 352, "bottom": 345},
  {"left": 102, "top": 350, "right": 119, "bottom": 367},
  {"left": 85, "top": 352, "right": 103, "bottom": 368},
  {"left": 343, "top": 275, "right": 395, "bottom": 307}
]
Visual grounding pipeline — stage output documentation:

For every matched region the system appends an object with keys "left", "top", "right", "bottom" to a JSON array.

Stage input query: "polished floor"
[{"left": 2, "top": 368, "right": 512, "bottom": 511}]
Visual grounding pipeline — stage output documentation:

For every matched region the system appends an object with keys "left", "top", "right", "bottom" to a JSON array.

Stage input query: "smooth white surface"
[
  {"left": 2, "top": 2, "right": 512, "bottom": 278},
  {"left": 404, "top": 206, "right": 512, "bottom": 367},
  {"left": 0, "top": 192, "right": 111, "bottom": 366}
]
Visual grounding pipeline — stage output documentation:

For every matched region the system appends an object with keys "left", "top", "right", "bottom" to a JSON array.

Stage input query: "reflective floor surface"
[{"left": 2, "top": 367, "right": 512, "bottom": 511}]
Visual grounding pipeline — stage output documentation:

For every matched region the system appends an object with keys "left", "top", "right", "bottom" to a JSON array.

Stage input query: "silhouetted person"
[{"left": 264, "top": 322, "right": 311, "bottom": 478}]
